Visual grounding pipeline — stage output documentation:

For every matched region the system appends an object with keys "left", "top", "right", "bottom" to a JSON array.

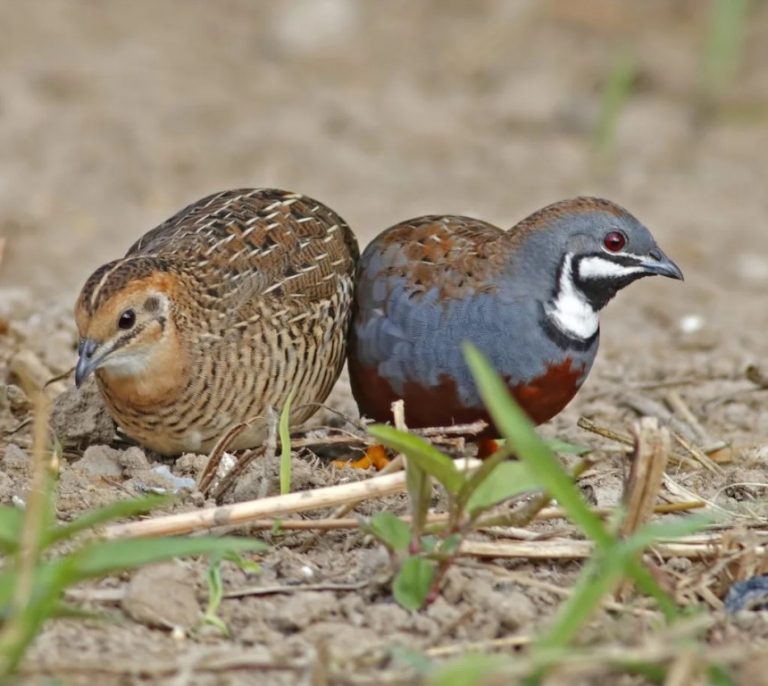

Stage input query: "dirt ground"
[{"left": 2, "top": 1, "right": 768, "bottom": 684}]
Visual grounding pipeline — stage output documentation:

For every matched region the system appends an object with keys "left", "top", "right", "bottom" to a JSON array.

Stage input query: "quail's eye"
[
  {"left": 118, "top": 309, "right": 136, "bottom": 330},
  {"left": 603, "top": 231, "right": 626, "bottom": 252}
]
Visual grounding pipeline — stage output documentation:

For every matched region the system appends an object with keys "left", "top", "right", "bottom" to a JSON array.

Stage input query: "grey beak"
[
  {"left": 642, "top": 248, "right": 684, "bottom": 281},
  {"left": 75, "top": 338, "right": 99, "bottom": 387}
]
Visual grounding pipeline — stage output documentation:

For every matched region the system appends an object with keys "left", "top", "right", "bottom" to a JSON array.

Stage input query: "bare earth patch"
[{"left": 2, "top": 2, "right": 768, "bottom": 684}]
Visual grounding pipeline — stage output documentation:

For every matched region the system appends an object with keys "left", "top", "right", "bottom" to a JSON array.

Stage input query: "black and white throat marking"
[
  {"left": 543, "top": 251, "right": 649, "bottom": 347},
  {"left": 543, "top": 254, "right": 599, "bottom": 346}
]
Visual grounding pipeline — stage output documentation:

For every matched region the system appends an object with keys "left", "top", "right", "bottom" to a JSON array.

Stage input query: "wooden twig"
[
  {"left": 103, "top": 460, "right": 480, "bottom": 540},
  {"left": 578, "top": 416, "right": 706, "bottom": 471},
  {"left": 578, "top": 416, "right": 634, "bottom": 447},
  {"left": 460, "top": 531, "right": 768, "bottom": 560},
  {"left": 620, "top": 418, "right": 670, "bottom": 539},
  {"left": 670, "top": 431, "right": 721, "bottom": 474},
  {"left": 425, "top": 634, "right": 531, "bottom": 657},
  {"left": 173, "top": 500, "right": 704, "bottom": 534},
  {"left": 664, "top": 391, "right": 713, "bottom": 446},
  {"left": 616, "top": 417, "right": 670, "bottom": 600},
  {"left": 224, "top": 580, "right": 368, "bottom": 598}
]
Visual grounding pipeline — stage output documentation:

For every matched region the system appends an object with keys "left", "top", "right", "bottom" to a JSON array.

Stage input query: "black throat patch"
[{"left": 572, "top": 253, "right": 648, "bottom": 311}]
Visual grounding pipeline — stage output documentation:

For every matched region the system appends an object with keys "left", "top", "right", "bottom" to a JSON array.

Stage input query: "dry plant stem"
[
  {"left": 255, "top": 407, "right": 280, "bottom": 501},
  {"left": 578, "top": 416, "right": 707, "bottom": 470},
  {"left": 620, "top": 418, "right": 670, "bottom": 538},
  {"left": 104, "top": 460, "right": 480, "bottom": 539},
  {"left": 670, "top": 430, "right": 720, "bottom": 474},
  {"left": 425, "top": 634, "right": 531, "bottom": 657},
  {"left": 537, "top": 501, "right": 704, "bottom": 519},
  {"left": 211, "top": 447, "right": 264, "bottom": 500},
  {"left": 578, "top": 416, "right": 634, "bottom": 446},
  {"left": 480, "top": 563, "right": 659, "bottom": 618},
  {"left": 664, "top": 391, "right": 712, "bottom": 445},
  {"left": 460, "top": 532, "right": 768, "bottom": 560},
  {"left": 0, "top": 393, "right": 51, "bottom": 670},
  {"left": 197, "top": 421, "right": 253, "bottom": 493},
  {"left": 19, "top": 654, "right": 306, "bottom": 678},
  {"left": 224, "top": 580, "right": 368, "bottom": 598},
  {"left": 9, "top": 350, "right": 67, "bottom": 399},
  {"left": 616, "top": 417, "right": 670, "bottom": 600},
  {"left": 664, "top": 651, "right": 699, "bottom": 686},
  {"left": 208, "top": 501, "right": 705, "bottom": 532}
]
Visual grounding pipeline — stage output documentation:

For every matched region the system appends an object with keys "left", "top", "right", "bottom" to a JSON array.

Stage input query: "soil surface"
[{"left": 2, "top": 2, "right": 768, "bottom": 684}]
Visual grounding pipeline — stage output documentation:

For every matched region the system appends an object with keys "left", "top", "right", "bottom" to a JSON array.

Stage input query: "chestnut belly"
[{"left": 350, "top": 356, "right": 587, "bottom": 437}]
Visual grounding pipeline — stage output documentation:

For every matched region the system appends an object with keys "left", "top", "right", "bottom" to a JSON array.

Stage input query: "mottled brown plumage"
[{"left": 75, "top": 188, "right": 359, "bottom": 455}]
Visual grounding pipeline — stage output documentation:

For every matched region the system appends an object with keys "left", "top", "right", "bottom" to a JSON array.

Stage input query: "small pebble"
[
  {"left": 679, "top": 314, "right": 704, "bottom": 334},
  {"left": 122, "top": 562, "right": 200, "bottom": 629}
]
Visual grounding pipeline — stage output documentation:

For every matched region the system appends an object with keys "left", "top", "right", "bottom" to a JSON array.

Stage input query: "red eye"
[{"left": 603, "top": 231, "right": 626, "bottom": 252}]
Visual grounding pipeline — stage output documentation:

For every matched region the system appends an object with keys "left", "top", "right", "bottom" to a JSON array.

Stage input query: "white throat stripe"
[
  {"left": 545, "top": 254, "right": 598, "bottom": 340},
  {"left": 578, "top": 255, "right": 644, "bottom": 280}
]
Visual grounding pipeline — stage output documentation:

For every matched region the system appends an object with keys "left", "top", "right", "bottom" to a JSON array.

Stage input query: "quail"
[
  {"left": 348, "top": 197, "right": 683, "bottom": 440},
  {"left": 74, "top": 188, "right": 359, "bottom": 455}
]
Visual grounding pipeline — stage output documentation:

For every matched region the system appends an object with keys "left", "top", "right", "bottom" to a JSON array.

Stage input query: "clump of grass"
[
  {"left": 279, "top": 391, "right": 294, "bottom": 495},
  {"left": 365, "top": 422, "right": 537, "bottom": 610},
  {"left": 367, "top": 344, "right": 712, "bottom": 682},
  {"left": 592, "top": 48, "right": 638, "bottom": 155},
  {"left": 699, "top": 0, "right": 751, "bottom": 110},
  {"left": 0, "top": 396, "right": 265, "bottom": 678}
]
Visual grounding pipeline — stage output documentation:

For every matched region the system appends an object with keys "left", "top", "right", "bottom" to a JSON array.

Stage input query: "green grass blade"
[
  {"left": 543, "top": 438, "right": 591, "bottom": 456},
  {"left": 700, "top": 0, "right": 751, "bottom": 100},
  {"left": 0, "top": 554, "right": 80, "bottom": 675},
  {"left": 536, "top": 543, "right": 632, "bottom": 651},
  {"left": 393, "top": 557, "right": 436, "bottom": 611},
  {"left": 466, "top": 462, "right": 539, "bottom": 516},
  {"left": 70, "top": 537, "right": 265, "bottom": 580},
  {"left": 279, "top": 391, "right": 294, "bottom": 495},
  {"left": 457, "top": 444, "right": 512, "bottom": 510},
  {"left": 0, "top": 507, "right": 23, "bottom": 554},
  {"left": 405, "top": 453, "right": 431, "bottom": 542},
  {"left": 463, "top": 344, "right": 609, "bottom": 544},
  {"left": 368, "top": 512, "right": 411, "bottom": 552},
  {"left": 464, "top": 343, "right": 680, "bottom": 619},
  {"left": 368, "top": 424, "right": 465, "bottom": 494},
  {"left": 535, "top": 515, "right": 709, "bottom": 654},
  {"left": 203, "top": 556, "right": 229, "bottom": 635},
  {"left": 593, "top": 50, "right": 637, "bottom": 153},
  {"left": 426, "top": 654, "right": 509, "bottom": 686},
  {"left": 47, "top": 494, "right": 172, "bottom": 546}
]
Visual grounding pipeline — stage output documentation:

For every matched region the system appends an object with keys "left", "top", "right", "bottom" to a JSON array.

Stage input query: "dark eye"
[
  {"left": 603, "top": 231, "right": 626, "bottom": 252},
  {"left": 118, "top": 309, "right": 136, "bottom": 330}
]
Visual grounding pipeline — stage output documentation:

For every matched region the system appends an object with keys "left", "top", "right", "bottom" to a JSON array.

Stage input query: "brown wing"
[
  {"left": 130, "top": 188, "right": 358, "bottom": 305},
  {"left": 360, "top": 215, "right": 508, "bottom": 301}
]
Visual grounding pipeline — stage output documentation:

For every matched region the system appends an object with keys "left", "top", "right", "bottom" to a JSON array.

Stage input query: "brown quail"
[{"left": 74, "top": 188, "right": 359, "bottom": 455}]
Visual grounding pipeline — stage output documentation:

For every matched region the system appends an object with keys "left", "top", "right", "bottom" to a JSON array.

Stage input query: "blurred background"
[{"left": 0, "top": 0, "right": 766, "bottom": 314}]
